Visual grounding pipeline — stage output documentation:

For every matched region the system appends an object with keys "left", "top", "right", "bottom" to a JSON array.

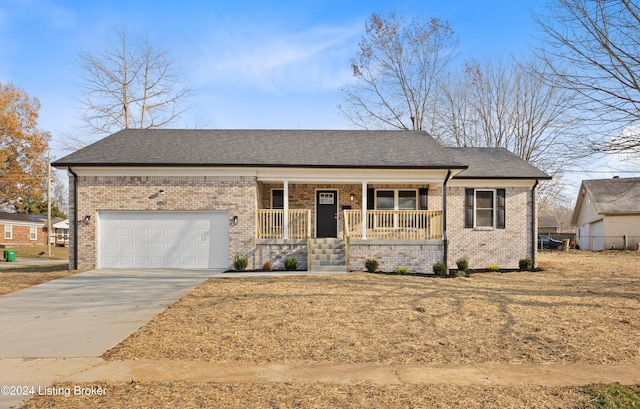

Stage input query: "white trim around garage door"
[{"left": 97, "top": 211, "right": 229, "bottom": 269}]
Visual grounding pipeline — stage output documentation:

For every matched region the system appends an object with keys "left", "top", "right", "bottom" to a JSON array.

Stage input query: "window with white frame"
[
  {"left": 464, "top": 188, "right": 506, "bottom": 229},
  {"left": 271, "top": 189, "right": 284, "bottom": 209},
  {"left": 475, "top": 190, "right": 495, "bottom": 227},
  {"left": 30, "top": 226, "right": 37, "bottom": 240},
  {"left": 4, "top": 225, "right": 11, "bottom": 240}
]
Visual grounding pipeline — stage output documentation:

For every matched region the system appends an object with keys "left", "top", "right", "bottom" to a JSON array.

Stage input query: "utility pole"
[{"left": 47, "top": 149, "right": 52, "bottom": 258}]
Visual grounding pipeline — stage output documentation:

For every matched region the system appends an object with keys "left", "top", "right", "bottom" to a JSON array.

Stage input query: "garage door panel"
[{"left": 99, "top": 211, "right": 229, "bottom": 269}]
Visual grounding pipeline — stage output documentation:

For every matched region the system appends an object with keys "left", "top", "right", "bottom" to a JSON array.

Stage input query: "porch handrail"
[
  {"left": 344, "top": 210, "right": 442, "bottom": 240},
  {"left": 256, "top": 209, "right": 311, "bottom": 239}
]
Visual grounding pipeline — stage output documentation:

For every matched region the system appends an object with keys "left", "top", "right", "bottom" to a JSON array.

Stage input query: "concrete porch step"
[
  {"left": 310, "top": 265, "right": 348, "bottom": 272},
  {"left": 308, "top": 238, "right": 346, "bottom": 269}
]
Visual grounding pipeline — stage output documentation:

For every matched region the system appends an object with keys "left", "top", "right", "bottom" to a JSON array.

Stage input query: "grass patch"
[
  {"left": 580, "top": 384, "right": 640, "bottom": 408},
  {"left": 2, "top": 245, "right": 69, "bottom": 260}
]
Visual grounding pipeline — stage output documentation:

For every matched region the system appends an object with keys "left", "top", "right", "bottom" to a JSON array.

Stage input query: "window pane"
[
  {"left": 476, "top": 191, "right": 493, "bottom": 209},
  {"left": 476, "top": 209, "right": 494, "bottom": 227},
  {"left": 398, "top": 190, "right": 417, "bottom": 210},
  {"left": 272, "top": 189, "right": 283, "bottom": 209},
  {"left": 376, "top": 191, "right": 394, "bottom": 209}
]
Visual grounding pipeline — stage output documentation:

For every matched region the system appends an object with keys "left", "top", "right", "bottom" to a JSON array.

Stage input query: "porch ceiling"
[{"left": 255, "top": 167, "right": 460, "bottom": 184}]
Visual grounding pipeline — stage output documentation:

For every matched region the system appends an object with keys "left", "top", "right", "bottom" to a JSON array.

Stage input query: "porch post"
[
  {"left": 283, "top": 180, "right": 289, "bottom": 239},
  {"left": 361, "top": 181, "right": 367, "bottom": 240}
]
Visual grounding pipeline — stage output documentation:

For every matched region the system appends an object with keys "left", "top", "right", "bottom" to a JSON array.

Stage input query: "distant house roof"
[
  {"left": 52, "top": 129, "right": 550, "bottom": 180},
  {"left": 579, "top": 177, "right": 640, "bottom": 215},
  {"left": 539, "top": 215, "right": 560, "bottom": 229},
  {"left": 53, "top": 219, "right": 69, "bottom": 229},
  {"left": 447, "top": 147, "right": 551, "bottom": 180},
  {"left": 0, "top": 212, "right": 45, "bottom": 225}
]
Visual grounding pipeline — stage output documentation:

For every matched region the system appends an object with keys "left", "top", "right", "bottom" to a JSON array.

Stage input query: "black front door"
[{"left": 316, "top": 190, "right": 338, "bottom": 238}]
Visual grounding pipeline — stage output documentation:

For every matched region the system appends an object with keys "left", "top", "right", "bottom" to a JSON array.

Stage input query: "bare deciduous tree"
[
  {"left": 339, "top": 13, "right": 458, "bottom": 132},
  {"left": 64, "top": 29, "right": 192, "bottom": 149},
  {"left": 435, "top": 57, "right": 578, "bottom": 206},
  {"left": 535, "top": 0, "right": 640, "bottom": 157}
]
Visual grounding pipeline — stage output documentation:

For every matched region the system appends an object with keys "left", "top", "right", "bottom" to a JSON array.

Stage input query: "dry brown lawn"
[
  {"left": 0, "top": 265, "right": 77, "bottom": 296},
  {"left": 21, "top": 251, "right": 640, "bottom": 408},
  {"left": 20, "top": 382, "right": 589, "bottom": 409},
  {"left": 104, "top": 251, "right": 640, "bottom": 365},
  {"left": 6, "top": 244, "right": 69, "bottom": 260}
]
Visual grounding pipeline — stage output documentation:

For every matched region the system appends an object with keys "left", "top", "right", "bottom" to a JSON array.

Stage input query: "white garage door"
[{"left": 98, "top": 211, "right": 229, "bottom": 269}]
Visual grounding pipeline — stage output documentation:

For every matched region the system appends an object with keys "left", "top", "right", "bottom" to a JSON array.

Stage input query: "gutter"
[
  {"left": 531, "top": 179, "right": 539, "bottom": 267},
  {"left": 69, "top": 167, "right": 78, "bottom": 270},
  {"left": 442, "top": 169, "right": 452, "bottom": 272}
]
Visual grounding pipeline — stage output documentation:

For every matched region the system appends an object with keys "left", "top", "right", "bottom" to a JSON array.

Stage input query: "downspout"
[
  {"left": 442, "top": 169, "right": 452, "bottom": 272},
  {"left": 531, "top": 179, "right": 539, "bottom": 267},
  {"left": 69, "top": 167, "right": 78, "bottom": 270}
]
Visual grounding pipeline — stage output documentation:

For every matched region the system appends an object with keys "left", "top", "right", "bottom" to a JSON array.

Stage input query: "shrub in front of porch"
[
  {"left": 432, "top": 261, "right": 447, "bottom": 276},
  {"left": 365, "top": 259, "right": 379, "bottom": 273},
  {"left": 284, "top": 256, "right": 298, "bottom": 271}
]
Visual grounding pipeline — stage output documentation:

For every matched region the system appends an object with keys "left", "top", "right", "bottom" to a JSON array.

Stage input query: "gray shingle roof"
[
  {"left": 582, "top": 177, "right": 640, "bottom": 214},
  {"left": 0, "top": 212, "right": 45, "bottom": 224},
  {"left": 52, "top": 129, "right": 549, "bottom": 179},
  {"left": 447, "top": 147, "right": 551, "bottom": 179},
  {"left": 539, "top": 215, "right": 560, "bottom": 228},
  {"left": 53, "top": 129, "right": 467, "bottom": 170}
]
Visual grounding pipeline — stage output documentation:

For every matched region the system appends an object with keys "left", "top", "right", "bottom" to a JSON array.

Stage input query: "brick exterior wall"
[
  {"left": 446, "top": 186, "right": 534, "bottom": 270},
  {"left": 0, "top": 223, "right": 47, "bottom": 246},
  {"left": 255, "top": 239, "right": 308, "bottom": 270},
  {"left": 72, "top": 175, "right": 257, "bottom": 270},
  {"left": 68, "top": 176, "right": 535, "bottom": 272},
  {"left": 349, "top": 241, "right": 444, "bottom": 273}
]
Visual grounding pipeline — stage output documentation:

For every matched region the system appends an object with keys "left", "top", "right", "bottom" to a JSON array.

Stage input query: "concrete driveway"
[{"left": 0, "top": 269, "right": 221, "bottom": 358}]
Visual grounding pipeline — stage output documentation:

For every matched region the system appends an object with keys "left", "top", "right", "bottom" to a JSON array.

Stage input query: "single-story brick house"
[
  {"left": 0, "top": 212, "right": 49, "bottom": 246},
  {"left": 53, "top": 129, "right": 550, "bottom": 273},
  {"left": 572, "top": 177, "right": 640, "bottom": 250}
]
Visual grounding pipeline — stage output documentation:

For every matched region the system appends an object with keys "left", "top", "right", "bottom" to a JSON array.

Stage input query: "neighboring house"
[
  {"left": 572, "top": 177, "right": 640, "bottom": 251},
  {"left": 52, "top": 219, "right": 70, "bottom": 246},
  {"left": 52, "top": 129, "right": 550, "bottom": 273},
  {"left": 0, "top": 212, "right": 49, "bottom": 246},
  {"left": 539, "top": 215, "right": 560, "bottom": 234}
]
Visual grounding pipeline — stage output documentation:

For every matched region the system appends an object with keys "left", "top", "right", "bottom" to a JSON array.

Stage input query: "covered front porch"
[
  {"left": 254, "top": 173, "right": 450, "bottom": 272},
  {"left": 256, "top": 208, "right": 443, "bottom": 241}
]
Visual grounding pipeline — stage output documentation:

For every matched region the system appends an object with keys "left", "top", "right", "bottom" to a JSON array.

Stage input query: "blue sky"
[
  {"left": 2, "top": 0, "right": 634, "bottom": 201},
  {"left": 1, "top": 0, "right": 543, "bottom": 147}
]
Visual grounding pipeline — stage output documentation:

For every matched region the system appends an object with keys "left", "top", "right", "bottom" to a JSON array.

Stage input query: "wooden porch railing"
[
  {"left": 256, "top": 209, "right": 311, "bottom": 239},
  {"left": 344, "top": 210, "right": 442, "bottom": 240}
]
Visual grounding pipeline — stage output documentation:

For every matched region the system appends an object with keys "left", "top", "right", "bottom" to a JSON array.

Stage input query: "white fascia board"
[
  {"left": 0, "top": 220, "right": 44, "bottom": 227},
  {"left": 70, "top": 166, "right": 454, "bottom": 184},
  {"left": 448, "top": 179, "right": 539, "bottom": 188}
]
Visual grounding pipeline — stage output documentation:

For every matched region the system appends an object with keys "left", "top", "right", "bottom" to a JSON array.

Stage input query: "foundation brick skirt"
[{"left": 348, "top": 241, "right": 444, "bottom": 274}]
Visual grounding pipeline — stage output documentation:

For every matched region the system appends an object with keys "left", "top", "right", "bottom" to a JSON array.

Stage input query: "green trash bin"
[{"left": 5, "top": 250, "right": 16, "bottom": 262}]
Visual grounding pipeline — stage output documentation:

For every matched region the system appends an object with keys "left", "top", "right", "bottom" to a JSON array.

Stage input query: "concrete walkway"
[
  {"left": 2, "top": 358, "right": 639, "bottom": 387},
  {"left": 0, "top": 268, "right": 223, "bottom": 358}
]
